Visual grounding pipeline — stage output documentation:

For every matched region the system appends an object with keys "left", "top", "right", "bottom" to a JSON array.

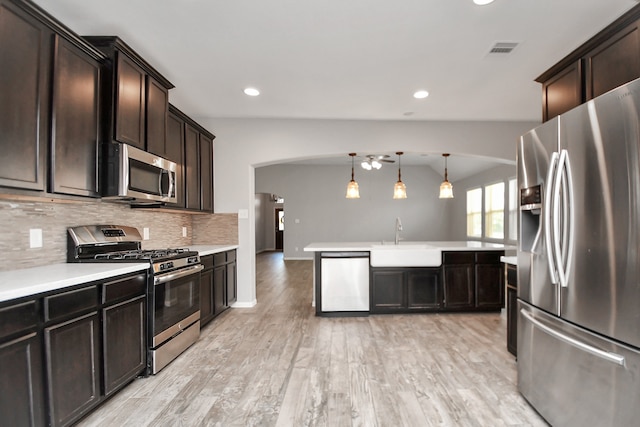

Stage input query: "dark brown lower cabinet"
[
  {"left": 407, "top": 270, "right": 441, "bottom": 310},
  {"left": 442, "top": 252, "right": 475, "bottom": 309},
  {"left": 200, "top": 250, "right": 237, "bottom": 327},
  {"left": 475, "top": 252, "right": 504, "bottom": 309},
  {"left": 45, "top": 312, "right": 101, "bottom": 427},
  {"left": 200, "top": 268, "right": 214, "bottom": 325},
  {"left": 0, "top": 331, "right": 45, "bottom": 426},
  {"left": 102, "top": 295, "right": 145, "bottom": 395},
  {"left": 506, "top": 263, "right": 518, "bottom": 356},
  {"left": 371, "top": 268, "right": 441, "bottom": 313}
]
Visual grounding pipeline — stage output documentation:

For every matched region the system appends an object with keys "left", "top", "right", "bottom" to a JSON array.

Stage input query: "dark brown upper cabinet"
[
  {"left": 166, "top": 107, "right": 186, "bottom": 208},
  {"left": 537, "top": 4, "right": 640, "bottom": 121},
  {"left": 170, "top": 104, "right": 215, "bottom": 212},
  {"left": 0, "top": 0, "right": 52, "bottom": 191},
  {"left": 83, "top": 36, "right": 173, "bottom": 153},
  {"left": 50, "top": 35, "right": 102, "bottom": 197},
  {"left": 146, "top": 77, "right": 169, "bottom": 157}
]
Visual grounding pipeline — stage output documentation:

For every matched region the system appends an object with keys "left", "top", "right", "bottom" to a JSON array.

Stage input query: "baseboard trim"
[{"left": 231, "top": 299, "right": 257, "bottom": 308}]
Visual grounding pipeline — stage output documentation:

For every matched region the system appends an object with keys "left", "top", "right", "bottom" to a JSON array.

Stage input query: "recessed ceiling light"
[
  {"left": 244, "top": 87, "right": 260, "bottom": 96},
  {"left": 473, "top": 0, "right": 495, "bottom": 5},
  {"left": 413, "top": 90, "right": 429, "bottom": 99}
]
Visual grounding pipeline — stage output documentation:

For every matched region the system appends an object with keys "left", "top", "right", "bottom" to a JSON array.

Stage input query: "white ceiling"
[{"left": 33, "top": 0, "right": 638, "bottom": 175}]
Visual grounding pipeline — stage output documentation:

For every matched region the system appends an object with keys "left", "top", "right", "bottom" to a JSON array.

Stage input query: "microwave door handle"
[
  {"left": 545, "top": 151, "right": 559, "bottom": 285},
  {"left": 158, "top": 170, "right": 172, "bottom": 198},
  {"left": 167, "top": 170, "right": 175, "bottom": 198}
]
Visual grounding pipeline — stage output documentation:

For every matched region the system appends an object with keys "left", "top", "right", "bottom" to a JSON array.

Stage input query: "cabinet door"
[
  {"left": 0, "top": 1, "right": 50, "bottom": 190},
  {"left": 184, "top": 124, "right": 200, "bottom": 210},
  {"left": 407, "top": 269, "right": 441, "bottom": 310},
  {"left": 213, "top": 265, "right": 226, "bottom": 316},
  {"left": 145, "top": 76, "right": 168, "bottom": 157},
  {"left": 45, "top": 312, "right": 101, "bottom": 427},
  {"left": 0, "top": 332, "right": 45, "bottom": 427},
  {"left": 475, "top": 263, "right": 504, "bottom": 309},
  {"left": 443, "top": 264, "right": 474, "bottom": 309},
  {"left": 200, "top": 268, "right": 214, "bottom": 326},
  {"left": 50, "top": 35, "right": 101, "bottom": 197},
  {"left": 103, "top": 296, "right": 145, "bottom": 396},
  {"left": 542, "top": 60, "right": 582, "bottom": 122},
  {"left": 585, "top": 20, "right": 640, "bottom": 100},
  {"left": 371, "top": 270, "right": 405, "bottom": 313},
  {"left": 226, "top": 261, "right": 237, "bottom": 307},
  {"left": 166, "top": 111, "right": 185, "bottom": 208},
  {"left": 200, "top": 134, "right": 214, "bottom": 212},
  {"left": 115, "top": 53, "right": 145, "bottom": 149}
]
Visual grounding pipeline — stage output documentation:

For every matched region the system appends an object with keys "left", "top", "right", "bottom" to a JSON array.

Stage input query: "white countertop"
[
  {"left": 304, "top": 241, "right": 514, "bottom": 252},
  {"left": 0, "top": 263, "right": 149, "bottom": 303},
  {"left": 500, "top": 256, "right": 518, "bottom": 266},
  {"left": 188, "top": 244, "right": 239, "bottom": 256},
  {"left": 0, "top": 244, "right": 239, "bottom": 304}
]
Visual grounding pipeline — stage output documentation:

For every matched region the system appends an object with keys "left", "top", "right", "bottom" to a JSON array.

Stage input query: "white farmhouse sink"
[{"left": 369, "top": 243, "right": 442, "bottom": 267}]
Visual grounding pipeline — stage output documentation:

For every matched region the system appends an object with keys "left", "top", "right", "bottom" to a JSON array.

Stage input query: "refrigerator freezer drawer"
[{"left": 517, "top": 300, "right": 640, "bottom": 426}]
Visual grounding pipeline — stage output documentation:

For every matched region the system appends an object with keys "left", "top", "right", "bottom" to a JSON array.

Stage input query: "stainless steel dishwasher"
[{"left": 319, "top": 252, "right": 370, "bottom": 312}]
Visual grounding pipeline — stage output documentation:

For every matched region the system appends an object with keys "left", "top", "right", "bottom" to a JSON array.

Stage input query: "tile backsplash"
[{"left": 0, "top": 198, "right": 237, "bottom": 271}]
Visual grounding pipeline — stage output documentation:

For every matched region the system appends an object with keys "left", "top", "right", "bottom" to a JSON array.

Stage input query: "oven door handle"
[{"left": 154, "top": 264, "right": 204, "bottom": 285}]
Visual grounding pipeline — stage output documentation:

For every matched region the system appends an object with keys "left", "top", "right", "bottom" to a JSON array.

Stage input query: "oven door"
[{"left": 151, "top": 264, "right": 203, "bottom": 348}]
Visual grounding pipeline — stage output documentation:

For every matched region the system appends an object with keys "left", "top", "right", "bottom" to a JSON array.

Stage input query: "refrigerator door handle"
[
  {"left": 553, "top": 150, "right": 568, "bottom": 288},
  {"left": 562, "top": 150, "right": 575, "bottom": 287},
  {"left": 545, "top": 151, "right": 560, "bottom": 285},
  {"left": 520, "top": 308, "right": 626, "bottom": 366}
]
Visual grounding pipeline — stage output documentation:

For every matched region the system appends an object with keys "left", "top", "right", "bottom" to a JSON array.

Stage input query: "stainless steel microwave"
[{"left": 103, "top": 143, "right": 177, "bottom": 204}]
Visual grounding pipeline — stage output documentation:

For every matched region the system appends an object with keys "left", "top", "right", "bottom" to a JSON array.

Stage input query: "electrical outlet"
[
  {"left": 182, "top": 227, "right": 187, "bottom": 237},
  {"left": 29, "top": 228, "right": 43, "bottom": 248},
  {"left": 143, "top": 227, "right": 150, "bottom": 240}
]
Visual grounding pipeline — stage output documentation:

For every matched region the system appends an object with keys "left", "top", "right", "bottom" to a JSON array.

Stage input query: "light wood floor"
[{"left": 78, "top": 252, "right": 547, "bottom": 427}]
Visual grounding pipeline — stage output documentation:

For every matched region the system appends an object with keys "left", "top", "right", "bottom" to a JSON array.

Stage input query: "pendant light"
[
  {"left": 439, "top": 153, "right": 454, "bottom": 199},
  {"left": 393, "top": 152, "right": 407, "bottom": 199},
  {"left": 346, "top": 153, "right": 360, "bottom": 199}
]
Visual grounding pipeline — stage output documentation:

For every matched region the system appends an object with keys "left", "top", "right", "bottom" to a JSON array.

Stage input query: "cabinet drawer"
[
  {"left": 0, "top": 300, "right": 39, "bottom": 340},
  {"left": 443, "top": 252, "right": 474, "bottom": 264},
  {"left": 476, "top": 252, "right": 503, "bottom": 264},
  {"left": 201, "top": 254, "right": 214, "bottom": 270},
  {"left": 45, "top": 286, "right": 98, "bottom": 322},
  {"left": 103, "top": 274, "right": 146, "bottom": 305},
  {"left": 226, "top": 250, "right": 236, "bottom": 263},
  {"left": 214, "top": 252, "right": 226, "bottom": 266}
]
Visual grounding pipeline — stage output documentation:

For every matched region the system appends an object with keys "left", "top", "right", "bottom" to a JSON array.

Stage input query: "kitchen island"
[{"left": 305, "top": 241, "right": 512, "bottom": 316}]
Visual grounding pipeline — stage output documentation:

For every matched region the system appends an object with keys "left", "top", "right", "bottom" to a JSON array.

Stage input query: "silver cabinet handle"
[
  {"left": 521, "top": 308, "right": 625, "bottom": 366},
  {"left": 154, "top": 264, "right": 204, "bottom": 285}
]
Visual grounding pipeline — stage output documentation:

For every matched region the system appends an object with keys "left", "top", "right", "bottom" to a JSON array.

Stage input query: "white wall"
[
  {"left": 201, "top": 117, "right": 538, "bottom": 307},
  {"left": 255, "top": 164, "right": 454, "bottom": 259}
]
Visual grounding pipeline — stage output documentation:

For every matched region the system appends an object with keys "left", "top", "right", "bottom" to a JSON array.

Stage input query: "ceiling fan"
[{"left": 361, "top": 154, "right": 395, "bottom": 170}]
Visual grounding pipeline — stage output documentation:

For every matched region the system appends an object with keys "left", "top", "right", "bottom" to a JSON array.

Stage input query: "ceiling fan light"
[
  {"left": 371, "top": 160, "right": 382, "bottom": 169},
  {"left": 361, "top": 161, "right": 372, "bottom": 170}
]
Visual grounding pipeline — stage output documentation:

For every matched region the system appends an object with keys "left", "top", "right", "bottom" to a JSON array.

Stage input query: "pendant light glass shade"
[
  {"left": 439, "top": 153, "right": 454, "bottom": 199},
  {"left": 346, "top": 153, "right": 360, "bottom": 199},
  {"left": 393, "top": 152, "right": 407, "bottom": 199}
]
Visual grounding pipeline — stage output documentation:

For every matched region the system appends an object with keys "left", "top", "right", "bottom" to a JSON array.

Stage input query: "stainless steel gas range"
[{"left": 67, "top": 225, "right": 202, "bottom": 374}]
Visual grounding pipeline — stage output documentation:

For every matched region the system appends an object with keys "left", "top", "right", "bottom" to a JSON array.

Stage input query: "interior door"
[{"left": 275, "top": 208, "right": 283, "bottom": 251}]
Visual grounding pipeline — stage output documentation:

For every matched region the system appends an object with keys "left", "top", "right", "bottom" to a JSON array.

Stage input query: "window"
[
  {"left": 466, "top": 188, "right": 482, "bottom": 238},
  {"left": 508, "top": 178, "right": 517, "bottom": 241},
  {"left": 485, "top": 182, "right": 504, "bottom": 239}
]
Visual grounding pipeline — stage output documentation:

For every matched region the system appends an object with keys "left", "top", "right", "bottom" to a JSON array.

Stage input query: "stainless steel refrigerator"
[{"left": 517, "top": 77, "right": 640, "bottom": 426}]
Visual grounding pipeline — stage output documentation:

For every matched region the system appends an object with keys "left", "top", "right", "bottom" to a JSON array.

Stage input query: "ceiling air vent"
[{"left": 488, "top": 42, "right": 519, "bottom": 55}]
